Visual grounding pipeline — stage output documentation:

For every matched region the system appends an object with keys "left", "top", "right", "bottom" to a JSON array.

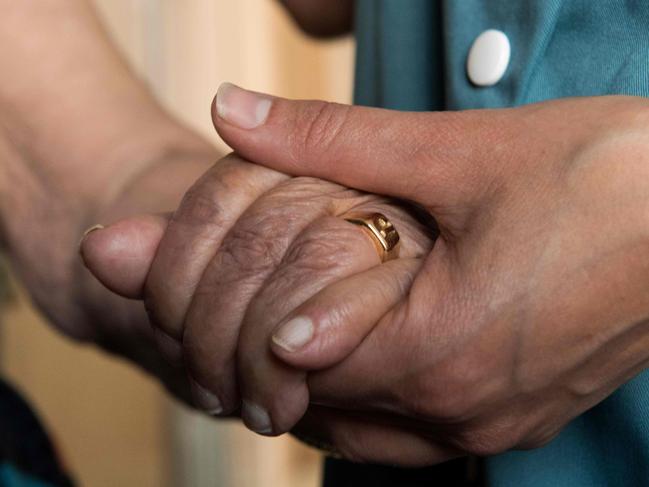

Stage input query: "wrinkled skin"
[
  {"left": 85, "top": 90, "right": 649, "bottom": 466},
  {"left": 0, "top": 0, "right": 353, "bottom": 404},
  {"left": 82, "top": 152, "right": 439, "bottom": 464},
  {"left": 215, "top": 91, "right": 649, "bottom": 464}
]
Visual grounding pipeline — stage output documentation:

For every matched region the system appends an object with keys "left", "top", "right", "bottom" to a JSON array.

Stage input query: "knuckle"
[
  {"left": 217, "top": 216, "right": 288, "bottom": 278},
  {"left": 292, "top": 101, "right": 353, "bottom": 162},
  {"left": 170, "top": 157, "right": 256, "bottom": 230},
  {"left": 266, "top": 219, "right": 370, "bottom": 296},
  {"left": 172, "top": 184, "right": 227, "bottom": 229},
  {"left": 216, "top": 155, "right": 269, "bottom": 194},
  {"left": 242, "top": 224, "right": 362, "bottom": 318},
  {"left": 282, "top": 223, "right": 355, "bottom": 272}
]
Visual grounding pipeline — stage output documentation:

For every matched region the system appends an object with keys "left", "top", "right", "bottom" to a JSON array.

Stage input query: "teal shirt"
[
  {"left": 354, "top": 1, "right": 649, "bottom": 486},
  {"left": 0, "top": 464, "right": 61, "bottom": 487}
]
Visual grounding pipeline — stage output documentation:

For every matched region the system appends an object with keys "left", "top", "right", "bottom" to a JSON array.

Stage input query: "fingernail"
[
  {"left": 215, "top": 82, "right": 272, "bottom": 129},
  {"left": 83, "top": 224, "right": 105, "bottom": 237},
  {"left": 79, "top": 224, "right": 104, "bottom": 254},
  {"left": 190, "top": 380, "right": 224, "bottom": 416},
  {"left": 272, "top": 316, "right": 314, "bottom": 352},
  {"left": 242, "top": 400, "right": 273, "bottom": 435}
]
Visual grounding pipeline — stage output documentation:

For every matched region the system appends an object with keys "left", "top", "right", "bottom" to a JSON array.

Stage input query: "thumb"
[
  {"left": 79, "top": 214, "right": 170, "bottom": 299},
  {"left": 212, "top": 83, "right": 511, "bottom": 228}
]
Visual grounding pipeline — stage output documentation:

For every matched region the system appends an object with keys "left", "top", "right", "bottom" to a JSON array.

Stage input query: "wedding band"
[{"left": 344, "top": 212, "right": 400, "bottom": 262}]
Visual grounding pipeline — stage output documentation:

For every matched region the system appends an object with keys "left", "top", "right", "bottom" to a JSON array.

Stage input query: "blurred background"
[{"left": 0, "top": 1, "right": 354, "bottom": 486}]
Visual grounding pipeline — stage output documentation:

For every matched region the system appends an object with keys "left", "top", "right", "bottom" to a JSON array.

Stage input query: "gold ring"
[{"left": 344, "top": 212, "right": 400, "bottom": 262}]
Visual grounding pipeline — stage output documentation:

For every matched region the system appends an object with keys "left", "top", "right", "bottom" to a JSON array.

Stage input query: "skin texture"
[
  {"left": 0, "top": 0, "right": 348, "bottom": 397},
  {"left": 204, "top": 86, "right": 649, "bottom": 464},
  {"left": 1, "top": 0, "right": 440, "bottom": 468},
  {"left": 81, "top": 152, "right": 436, "bottom": 436},
  {"left": 2, "top": 0, "right": 417, "bottom": 463},
  {"left": 84, "top": 86, "right": 649, "bottom": 466},
  {"left": 10, "top": 0, "right": 649, "bottom": 470},
  {"left": 0, "top": 0, "right": 223, "bottom": 399}
]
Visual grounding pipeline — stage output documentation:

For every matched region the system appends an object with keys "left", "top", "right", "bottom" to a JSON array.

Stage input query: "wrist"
[
  {"left": 70, "top": 149, "right": 217, "bottom": 339},
  {"left": 89, "top": 146, "right": 218, "bottom": 227},
  {"left": 0, "top": 0, "right": 218, "bottom": 238},
  {"left": 1, "top": 126, "right": 217, "bottom": 335},
  {"left": 0, "top": 125, "right": 215, "bottom": 246}
]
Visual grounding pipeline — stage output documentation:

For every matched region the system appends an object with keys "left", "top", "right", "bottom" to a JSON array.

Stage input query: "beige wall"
[
  {"left": 1, "top": 1, "right": 354, "bottom": 486},
  {"left": 94, "top": 0, "right": 354, "bottom": 147}
]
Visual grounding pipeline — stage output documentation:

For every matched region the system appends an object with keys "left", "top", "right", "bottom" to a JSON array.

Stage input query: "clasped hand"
[{"left": 81, "top": 86, "right": 649, "bottom": 466}]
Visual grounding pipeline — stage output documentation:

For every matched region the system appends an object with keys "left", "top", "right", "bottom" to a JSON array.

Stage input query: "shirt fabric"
[
  {"left": 348, "top": 1, "right": 649, "bottom": 486},
  {"left": 0, "top": 378, "right": 74, "bottom": 487}
]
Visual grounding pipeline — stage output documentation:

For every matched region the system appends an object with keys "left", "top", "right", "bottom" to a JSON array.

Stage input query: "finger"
[
  {"left": 80, "top": 213, "right": 168, "bottom": 299},
  {"left": 144, "top": 154, "right": 288, "bottom": 342},
  {"left": 270, "top": 257, "right": 423, "bottom": 370},
  {"left": 295, "top": 405, "right": 460, "bottom": 467},
  {"left": 182, "top": 178, "right": 369, "bottom": 414},
  {"left": 235, "top": 199, "right": 433, "bottom": 436},
  {"left": 212, "top": 83, "right": 512, "bottom": 225},
  {"left": 306, "top": 249, "right": 457, "bottom": 414},
  {"left": 235, "top": 216, "right": 382, "bottom": 436}
]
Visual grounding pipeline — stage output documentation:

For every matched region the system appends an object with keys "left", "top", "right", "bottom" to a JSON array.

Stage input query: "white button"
[{"left": 467, "top": 29, "right": 510, "bottom": 87}]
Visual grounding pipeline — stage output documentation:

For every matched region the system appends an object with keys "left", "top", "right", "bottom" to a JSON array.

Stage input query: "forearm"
[
  {"left": 0, "top": 0, "right": 216, "bottom": 223},
  {"left": 0, "top": 0, "right": 218, "bottom": 334}
]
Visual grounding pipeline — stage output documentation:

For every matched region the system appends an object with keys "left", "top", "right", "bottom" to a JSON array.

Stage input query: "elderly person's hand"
[
  {"left": 205, "top": 86, "right": 649, "bottom": 465},
  {"left": 0, "top": 0, "right": 353, "bottom": 414},
  {"left": 80, "top": 152, "right": 436, "bottom": 428}
]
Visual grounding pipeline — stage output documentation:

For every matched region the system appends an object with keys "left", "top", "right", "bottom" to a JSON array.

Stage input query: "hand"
[
  {"left": 82, "top": 151, "right": 442, "bottom": 465},
  {"left": 0, "top": 0, "right": 223, "bottom": 400},
  {"left": 81, "top": 153, "right": 436, "bottom": 426},
  {"left": 2, "top": 144, "right": 215, "bottom": 401},
  {"left": 210, "top": 85, "right": 649, "bottom": 464}
]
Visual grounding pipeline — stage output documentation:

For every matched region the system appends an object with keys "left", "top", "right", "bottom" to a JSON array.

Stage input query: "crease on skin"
[
  {"left": 307, "top": 263, "right": 421, "bottom": 404},
  {"left": 238, "top": 219, "right": 402, "bottom": 426},
  {"left": 257, "top": 174, "right": 438, "bottom": 258},
  {"left": 185, "top": 166, "right": 439, "bottom": 415},
  {"left": 330, "top": 259, "right": 420, "bottom": 334},
  {"left": 148, "top": 158, "right": 289, "bottom": 308},
  {"left": 307, "top": 290, "right": 418, "bottom": 409}
]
